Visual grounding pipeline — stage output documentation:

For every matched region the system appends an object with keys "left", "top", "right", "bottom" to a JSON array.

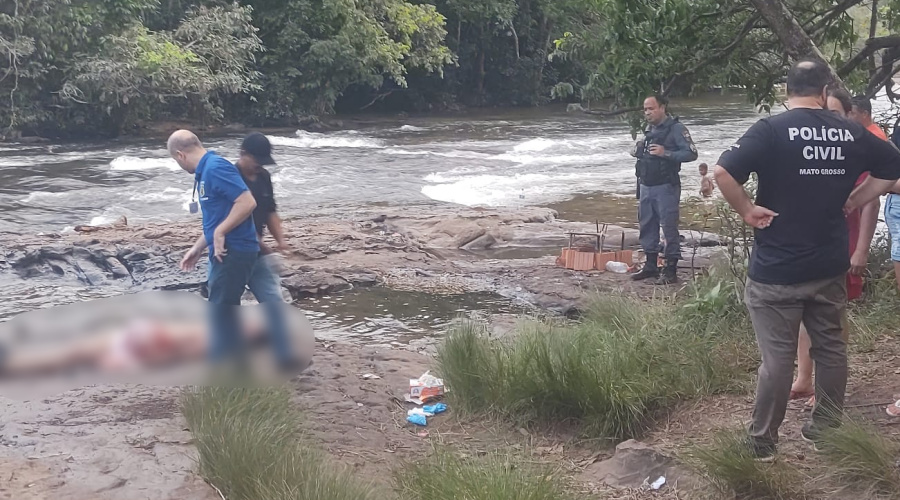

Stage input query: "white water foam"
[
  {"left": 399, "top": 125, "right": 427, "bottom": 132},
  {"left": 268, "top": 131, "right": 383, "bottom": 149},
  {"left": 512, "top": 138, "right": 558, "bottom": 152},
  {"left": 89, "top": 214, "right": 119, "bottom": 226},
  {"left": 421, "top": 169, "right": 636, "bottom": 207},
  {"left": 110, "top": 156, "right": 180, "bottom": 172},
  {"left": 20, "top": 191, "right": 70, "bottom": 204},
  {"left": 381, "top": 148, "right": 500, "bottom": 160},
  {"left": 129, "top": 186, "right": 192, "bottom": 203}
]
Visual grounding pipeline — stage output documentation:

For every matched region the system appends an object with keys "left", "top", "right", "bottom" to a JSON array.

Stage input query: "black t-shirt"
[
  {"left": 718, "top": 108, "right": 900, "bottom": 285},
  {"left": 242, "top": 168, "right": 277, "bottom": 236}
]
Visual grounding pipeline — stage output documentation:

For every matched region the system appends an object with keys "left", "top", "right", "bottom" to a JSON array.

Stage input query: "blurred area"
[{"left": 0, "top": 291, "right": 315, "bottom": 401}]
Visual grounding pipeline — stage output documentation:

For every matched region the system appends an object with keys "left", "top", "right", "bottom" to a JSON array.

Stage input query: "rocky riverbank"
[{"left": 0, "top": 204, "right": 726, "bottom": 320}]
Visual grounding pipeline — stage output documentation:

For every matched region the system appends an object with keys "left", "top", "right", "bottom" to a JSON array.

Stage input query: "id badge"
[{"left": 189, "top": 201, "right": 199, "bottom": 214}]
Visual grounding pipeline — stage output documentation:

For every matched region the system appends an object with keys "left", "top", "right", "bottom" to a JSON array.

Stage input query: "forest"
[{"left": 2, "top": 0, "right": 900, "bottom": 138}]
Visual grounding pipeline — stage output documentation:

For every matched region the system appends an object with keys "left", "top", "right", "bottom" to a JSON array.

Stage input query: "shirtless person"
[
  {"left": 699, "top": 163, "right": 715, "bottom": 197},
  {"left": 790, "top": 89, "right": 883, "bottom": 406}
]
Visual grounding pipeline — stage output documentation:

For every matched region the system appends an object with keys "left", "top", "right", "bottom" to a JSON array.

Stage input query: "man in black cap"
[{"left": 237, "top": 132, "right": 301, "bottom": 371}]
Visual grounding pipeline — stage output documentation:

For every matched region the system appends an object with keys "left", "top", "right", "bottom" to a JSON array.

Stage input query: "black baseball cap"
[{"left": 241, "top": 132, "right": 275, "bottom": 165}]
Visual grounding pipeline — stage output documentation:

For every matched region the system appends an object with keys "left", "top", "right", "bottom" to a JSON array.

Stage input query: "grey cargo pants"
[{"left": 744, "top": 274, "right": 848, "bottom": 447}]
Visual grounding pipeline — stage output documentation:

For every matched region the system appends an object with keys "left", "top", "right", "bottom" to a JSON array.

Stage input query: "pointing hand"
[{"left": 743, "top": 205, "right": 778, "bottom": 229}]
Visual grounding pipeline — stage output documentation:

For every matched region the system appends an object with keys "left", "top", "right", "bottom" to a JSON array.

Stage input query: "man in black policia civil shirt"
[
  {"left": 715, "top": 59, "right": 900, "bottom": 461},
  {"left": 630, "top": 95, "right": 698, "bottom": 284}
]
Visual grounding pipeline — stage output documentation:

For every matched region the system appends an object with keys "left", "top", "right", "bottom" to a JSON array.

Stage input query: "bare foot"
[{"left": 790, "top": 379, "right": 814, "bottom": 400}]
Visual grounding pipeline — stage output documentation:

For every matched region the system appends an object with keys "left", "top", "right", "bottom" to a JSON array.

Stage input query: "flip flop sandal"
[{"left": 886, "top": 400, "right": 900, "bottom": 417}]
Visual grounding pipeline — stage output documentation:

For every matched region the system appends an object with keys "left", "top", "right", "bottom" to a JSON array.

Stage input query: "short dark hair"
[
  {"left": 852, "top": 95, "right": 873, "bottom": 115},
  {"left": 786, "top": 58, "right": 833, "bottom": 97},
  {"left": 646, "top": 94, "right": 669, "bottom": 108},
  {"left": 827, "top": 86, "right": 853, "bottom": 114}
]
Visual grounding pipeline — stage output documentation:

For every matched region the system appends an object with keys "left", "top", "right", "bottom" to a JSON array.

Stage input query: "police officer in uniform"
[{"left": 630, "top": 95, "right": 698, "bottom": 284}]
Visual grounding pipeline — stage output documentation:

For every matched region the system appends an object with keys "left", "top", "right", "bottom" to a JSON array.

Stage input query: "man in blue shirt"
[{"left": 167, "top": 130, "right": 259, "bottom": 366}]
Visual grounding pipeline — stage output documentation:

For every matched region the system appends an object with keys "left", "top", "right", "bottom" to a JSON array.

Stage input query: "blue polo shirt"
[{"left": 194, "top": 151, "right": 259, "bottom": 257}]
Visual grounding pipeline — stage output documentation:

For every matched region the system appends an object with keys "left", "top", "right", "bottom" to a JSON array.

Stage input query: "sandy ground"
[
  {"left": 0, "top": 386, "right": 215, "bottom": 500},
  {"left": 1, "top": 328, "right": 899, "bottom": 499}
]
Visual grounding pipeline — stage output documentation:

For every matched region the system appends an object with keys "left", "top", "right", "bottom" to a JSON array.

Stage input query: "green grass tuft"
[
  {"left": 437, "top": 283, "right": 755, "bottom": 439},
  {"left": 818, "top": 418, "right": 900, "bottom": 498},
  {"left": 181, "top": 386, "right": 379, "bottom": 500},
  {"left": 690, "top": 431, "right": 812, "bottom": 500},
  {"left": 394, "top": 447, "right": 573, "bottom": 500}
]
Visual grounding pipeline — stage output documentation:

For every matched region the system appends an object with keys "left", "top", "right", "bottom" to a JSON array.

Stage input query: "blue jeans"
[
  {"left": 207, "top": 251, "right": 258, "bottom": 363},
  {"left": 886, "top": 194, "right": 900, "bottom": 262},
  {"left": 247, "top": 253, "right": 293, "bottom": 365},
  {"left": 638, "top": 182, "right": 682, "bottom": 260}
]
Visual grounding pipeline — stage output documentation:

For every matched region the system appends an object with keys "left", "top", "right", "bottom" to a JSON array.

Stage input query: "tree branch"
[
  {"left": 864, "top": 47, "right": 900, "bottom": 99},
  {"left": 804, "top": 0, "right": 866, "bottom": 35},
  {"left": 838, "top": 35, "right": 900, "bottom": 77},
  {"left": 749, "top": 0, "right": 843, "bottom": 87},
  {"left": 663, "top": 14, "right": 761, "bottom": 94}
]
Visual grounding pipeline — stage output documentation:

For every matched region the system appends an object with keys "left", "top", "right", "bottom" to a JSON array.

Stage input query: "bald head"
[
  {"left": 167, "top": 130, "right": 206, "bottom": 173},
  {"left": 167, "top": 130, "right": 202, "bottom": 155},
  {"left": 786, "top": 58, "right": 832, "bottom": 98}
]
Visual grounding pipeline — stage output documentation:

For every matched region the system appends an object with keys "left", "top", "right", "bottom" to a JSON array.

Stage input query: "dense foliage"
[{"left": 2, "top": 0, "right": 900, "bottom": 138}]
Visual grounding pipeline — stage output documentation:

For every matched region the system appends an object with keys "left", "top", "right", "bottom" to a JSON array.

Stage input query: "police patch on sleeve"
[{"left": 683, "top": 128, "right": 697, "bottom": 153}]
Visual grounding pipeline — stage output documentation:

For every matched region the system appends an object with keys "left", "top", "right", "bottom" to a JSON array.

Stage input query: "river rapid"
[
  {"left": 0, "top": 98, "right": 767, "bottom": 235},
  {"left": 0, "top": 97, "right": 770, "bottom": 341}
]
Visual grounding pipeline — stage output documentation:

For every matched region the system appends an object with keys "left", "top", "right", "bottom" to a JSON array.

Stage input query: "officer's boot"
[
  {"left": 631, "top": 253, "right": 659, "bottom": 281},
  {"left": 656, "top": 258, "right": 679, "bottom": 285}
]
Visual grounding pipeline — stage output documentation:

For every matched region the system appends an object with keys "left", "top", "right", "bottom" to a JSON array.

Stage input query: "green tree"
[
  {"left": 549, "top": 0, "right": 898, "bottom": 129},
  {"left": 237, "top": 0, "right": 453, "bottom": 122}
]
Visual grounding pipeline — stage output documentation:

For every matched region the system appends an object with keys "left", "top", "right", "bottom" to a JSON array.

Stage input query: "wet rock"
[
  {"left": 282, "top": 272, "right": 353, "bottom": 298},
  {"left": 531, "top": 295, "right": 580, "bottom": 318},
  {"left": 335, "top": 269, "right": 379, "bottom": 287},
  {"left": 679, "top": 246, "right": 729, "bottom": 269},
  {"left": 461, "top": 233, "right": 497, "bottom": 251},
  {"left": 583, "top": 440, "right": 701, "bottom": 491},
  {"left": 453, "top": 225, "right": 487, "bottom": 248},
  {"left": 106, "top": 257, "right": 131, "bottom": 278},
  {"left": 122, "top": 251, "right": 152, "bottom": 262},
  {"left": 679, "top": 230, "right": 722, "bottom": 248},
  {"left": 294, "top": 248, "right": 328, "bottom": 260}
]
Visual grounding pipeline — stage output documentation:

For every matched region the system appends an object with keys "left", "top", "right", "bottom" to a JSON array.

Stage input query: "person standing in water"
[
  {"left": 235, "top": 132, "right": 304, "bottom": 372},
  {"left": 630, "top": 95, "right": 699, "bottom": 284},
  {"left": 699, "top": 163, "right": 715, "bottom": 197}
]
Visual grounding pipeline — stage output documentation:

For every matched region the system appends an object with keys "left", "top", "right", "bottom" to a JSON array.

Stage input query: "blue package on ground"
[
  {"left": 423, "top": 403, "right": 447, "bottom": 414},
  {"left": 407, "top": 413, "right": 427, "bottom": 426}
]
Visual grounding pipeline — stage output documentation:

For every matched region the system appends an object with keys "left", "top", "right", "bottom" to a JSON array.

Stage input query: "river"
[
  {"left": 0, "top": 97, "right": 766, "bottom": 235},
  {"left": 0, "top": 97, "right": 769, "bottom": 341}
]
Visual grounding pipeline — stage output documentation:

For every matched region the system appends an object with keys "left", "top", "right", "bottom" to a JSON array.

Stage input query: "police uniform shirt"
[
  {"left": 194, "top": 151, "right": 260, "bottom": 258},
  {"left": 718, "top": 108, "right": 900, "bottom": 285}
]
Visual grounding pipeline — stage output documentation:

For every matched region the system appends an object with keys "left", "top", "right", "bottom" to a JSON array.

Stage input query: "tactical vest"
[{"left": 636, "top": 117, "right": 682, "bottom": 187}]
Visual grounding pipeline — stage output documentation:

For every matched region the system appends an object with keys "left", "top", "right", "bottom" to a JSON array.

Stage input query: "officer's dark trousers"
[{"left": 638, "top": 182, "right": 681, "bottom": 260}]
